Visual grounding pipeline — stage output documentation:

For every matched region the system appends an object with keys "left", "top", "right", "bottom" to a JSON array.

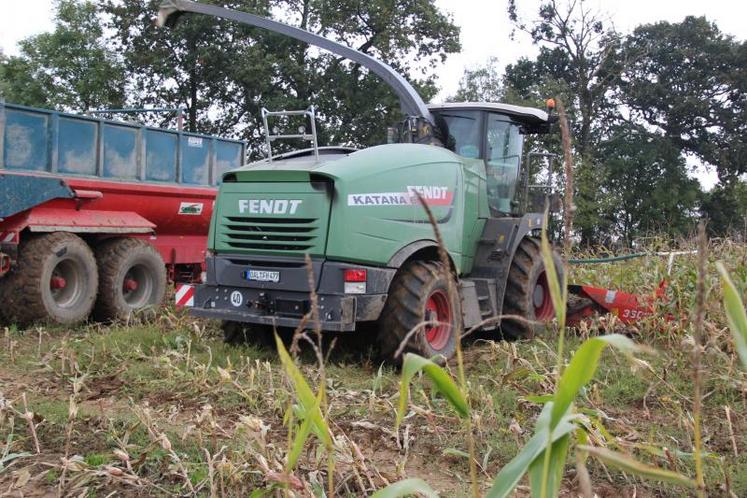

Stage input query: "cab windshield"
[{"left": 433, "top": 109, "right": 524, "bottom": 215}]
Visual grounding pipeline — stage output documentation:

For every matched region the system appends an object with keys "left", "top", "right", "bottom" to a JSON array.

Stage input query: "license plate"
[{"left": 245, "top": 270, "right": 280, "bottom": 283}]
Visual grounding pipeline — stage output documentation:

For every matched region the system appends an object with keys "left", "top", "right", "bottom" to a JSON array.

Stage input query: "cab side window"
[{"left": 485, "top": 115, "right": 523, "bottom": 214}]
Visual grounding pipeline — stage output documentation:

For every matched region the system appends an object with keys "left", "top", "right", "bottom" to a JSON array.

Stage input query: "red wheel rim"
[
  {"left": 533, "top": 272, "right": 555, "bottom": 320},
  {"left": 424, "top": 289, "right": 452, "bottom": 350}
]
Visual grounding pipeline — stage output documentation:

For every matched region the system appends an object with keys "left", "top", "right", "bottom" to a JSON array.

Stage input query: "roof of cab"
[{"left": 427, "top": 102, "right": 549, "bottom": 124}]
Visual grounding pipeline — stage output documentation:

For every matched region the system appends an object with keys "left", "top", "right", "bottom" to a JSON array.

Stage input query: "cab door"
[{"left": 484, "top": 113, "right": 524, "bottom": 216}]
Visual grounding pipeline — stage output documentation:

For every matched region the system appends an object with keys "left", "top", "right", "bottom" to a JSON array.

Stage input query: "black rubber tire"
[
  {"left": 0, "top": 273, "right": 10, "bottom": 324},
  {"left": 378, "top": 260, "right": 461, "bottom": 363},
  {"left": 501, "top": 237, "right": 564, "bottom": 339},
  {"left": 94, "top": 238, "right": 167, "bottom": 322},
  {"left": 0, "top": 232, "right": 98, "bottom": 326},
  {"left": 221, "top": 321, "right": 274, "bottom": 347}
]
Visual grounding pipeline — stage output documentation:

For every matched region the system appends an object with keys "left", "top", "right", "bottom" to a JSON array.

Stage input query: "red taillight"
[{"left": 344, "top": 269, "right": 367, "bottom": 282}]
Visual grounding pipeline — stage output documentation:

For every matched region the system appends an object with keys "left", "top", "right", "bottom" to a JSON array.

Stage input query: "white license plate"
[{"left": 246, "top": 270, "right": 280, "bottom": 283}]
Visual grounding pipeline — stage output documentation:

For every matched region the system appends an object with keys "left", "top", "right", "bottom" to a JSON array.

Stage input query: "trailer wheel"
[
  {"left": 378, "top": 260, "right": 461, "bottom": 363},
  {"left": 2, "top": 232, "right": 98, "bottom": 325},
  {"left": 501, "top": 237, "right": 564, "bottom": 339},
  {"left": 0, "top": 273, "right": 10, "bottom": 324},
  {"left": 94, "top": 238, "right": 167, "bottom": 322}
]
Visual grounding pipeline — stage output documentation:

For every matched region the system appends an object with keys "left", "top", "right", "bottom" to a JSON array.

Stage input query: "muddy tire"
[
  {"left": 94, "top": 238, "right": 167, "bottom": 322},
  {"left": 222, "top": 321, "right": 274, "bottom": 347},
  {"left": 378, "top": 260, "right": 461, "bottom": 363},
  {"left": 1, "top": 232, "right": 98, "bottom": 326},
  {"left": 501, "top": 237, "right": 563, "bottom": 339},
  {"left": 0, "top": 273, "right": 10, "bottom": 324}
]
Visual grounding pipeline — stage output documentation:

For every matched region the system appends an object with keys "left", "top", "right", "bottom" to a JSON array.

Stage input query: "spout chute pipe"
[{"left": 157, "top": 0, "right": 434, "bottom": 124}]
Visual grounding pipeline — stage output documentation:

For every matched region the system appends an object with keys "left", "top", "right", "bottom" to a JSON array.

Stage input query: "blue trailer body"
[
  {"left": 0, "top": 101, "right": 246, "bottom": 188},
  {"left": 0, "top": 174, "right": 74, "bottom": 220}
]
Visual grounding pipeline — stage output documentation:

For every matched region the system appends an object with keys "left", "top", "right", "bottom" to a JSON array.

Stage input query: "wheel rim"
[
  {"left": 424, "top": 289, "right": 452, "bottom": 351},
  {"left": 49, "top": 258, "right": 84, "bottom": 309},
  {"left": 122, "top": 263, "right": 154, "bottom": 308},
  {"left": 533, "top": 271, "right": 555, "bottom": 320}
]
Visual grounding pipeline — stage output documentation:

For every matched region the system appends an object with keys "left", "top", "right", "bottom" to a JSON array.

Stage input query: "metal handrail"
[{"left": 261, "top": 106, "right": 319, "bottom": 162}]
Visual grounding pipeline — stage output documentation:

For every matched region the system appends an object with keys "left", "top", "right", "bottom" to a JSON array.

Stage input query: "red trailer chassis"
[
  {"left": 0, "top": 171, "right": 217, "bottom": 324},
  {"left": 0, "top": 171, "right": 215, "bottom": 277}
]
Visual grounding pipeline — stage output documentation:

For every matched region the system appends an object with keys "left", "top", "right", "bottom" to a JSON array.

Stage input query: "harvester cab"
[{"left": 160, "top": 1, "right": 562, "bottom": 362}]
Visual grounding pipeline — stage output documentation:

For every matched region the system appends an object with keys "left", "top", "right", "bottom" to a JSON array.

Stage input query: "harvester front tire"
[
  {"left": 501, "top": 237, "right": 563, "bottom": 339},
  {"left": 94, "top": 238, "right": 167, "bottom": 322},
  {"left": 2, "top": 232, "right": 98, "bottom": 326},
  {"left": 378, "top": 260, "right": 461, "bottom": 363}
]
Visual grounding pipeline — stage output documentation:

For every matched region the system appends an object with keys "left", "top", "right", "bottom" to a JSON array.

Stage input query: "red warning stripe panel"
[
  {"left": 175, "top": 284, "right": 195, "bottom": 307},
  {"left": 0, "top": 231, "right": 19, "bottom": 244}
]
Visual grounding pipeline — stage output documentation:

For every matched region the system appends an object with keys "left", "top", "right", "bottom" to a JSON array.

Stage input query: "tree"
[
  {"left": 103, "top": 0, "right": 460, "bottom": 153},
  {"left": 0, "top": 0, "right": 125, "bottom": 111},
  {"left": 615, "top": 17, "right": 746, "bottom": 183},
  {"left": 595, "top": 123, "right": 701, "bottom": 243},
  {"left": 450, "top": 57, "right": 503, "bottom": 102},
  {"left": 0, "top": 52, "right": 50, "bottom": 108},
  {"left": 103, "top": 0, "right": 272, "bottom": 135},
  {"left": 700, "top": 181, "right": 747, "bottom": 238},
  {"left": 504, "top": 0, "right": 624, "bottom": 245},
  {"left": 506, "top": 0, "right": 621, "bottom": 159}
]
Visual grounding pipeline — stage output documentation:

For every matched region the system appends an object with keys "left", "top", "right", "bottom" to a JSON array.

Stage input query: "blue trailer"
[{"left": 0, "top": 100, "right": 247, "bottom": 325}]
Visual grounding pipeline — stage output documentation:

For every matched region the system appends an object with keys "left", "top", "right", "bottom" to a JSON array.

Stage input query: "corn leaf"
[
  {"left": 370, "top": 478, "right": 439, "bottom": 498},
  {"left": 716, "top": 262, "right": 747, "bottom": 370},
  {"left": 523, "top": 394, "right": 553, "bottom": 404},
  {"left": 528, "top": 433, "right": 570, "bottom": 498},
  {"left": 287, "top": 412, "right": 314, "bottom": 469},
  {"left": 0, "top": 451, "right": 31, "bottom": 471},
  {"left": 551, "top": 334, "right": 642, "bottom": 429},
  {"left": 486, "top": 402, "right": 577, "bottom": 498},
  {"left": 540, "top": 217, "right": 565, "bottom": 325},
  {"left": 396, "top": 353, "right": 469, "bottom": 431},
  {"left": 579, "top": 445, "right": 697, "bottom": 488},
  {"left": 274, "top": 334, "right": 332, "bottom": 449}
]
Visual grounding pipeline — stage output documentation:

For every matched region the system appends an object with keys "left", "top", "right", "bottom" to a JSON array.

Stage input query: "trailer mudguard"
[
  {"left": 4, "top": 207, "right": 155, "bottom": 234},
  {"left": 0, "top": 173, "right": 74, "bottom": 220}
]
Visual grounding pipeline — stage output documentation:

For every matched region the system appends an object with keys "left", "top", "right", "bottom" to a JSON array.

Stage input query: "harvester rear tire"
[
  {"left": 501, "top": 237, "right": 564, "bottom": 339},
  {"left": 94, "top": 238, "right": 167, "bottom": 322},
  {"left": 378, "top": 260, "right": 461, "bottom": 364},
  {"left": 1, "top": 232, "right": 98, "bottom": 326}
]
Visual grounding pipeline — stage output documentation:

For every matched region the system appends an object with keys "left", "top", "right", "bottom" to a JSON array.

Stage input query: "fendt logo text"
[
  {"left": 238, "top": 199, "right": 303, "bottom": 215},
  {"left": 347, "top": 185, "right": 453, "bottom": 207}
]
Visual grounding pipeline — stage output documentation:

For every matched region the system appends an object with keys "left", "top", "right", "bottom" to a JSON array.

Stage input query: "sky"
[{"left": 1, "top": 0, "right": 745, "bottom": 188}]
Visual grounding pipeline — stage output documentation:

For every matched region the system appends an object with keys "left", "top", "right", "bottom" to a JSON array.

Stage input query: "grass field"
[{"left": 1, "top": 239, "right": 745, "bottom": 497}]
